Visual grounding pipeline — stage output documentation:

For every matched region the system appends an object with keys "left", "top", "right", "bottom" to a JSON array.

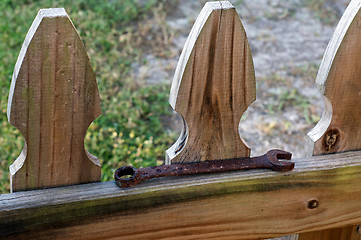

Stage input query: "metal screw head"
[{"left": 308, "top": 199, "right": 319, "bottom": 209}]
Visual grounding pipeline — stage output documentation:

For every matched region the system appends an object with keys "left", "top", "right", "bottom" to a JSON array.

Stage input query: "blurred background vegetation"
[{"left": 0, "top": 0, "right": 179, "bottom": 193}]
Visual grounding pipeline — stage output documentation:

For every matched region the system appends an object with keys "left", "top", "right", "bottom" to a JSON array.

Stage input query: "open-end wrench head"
[{"left": 266, "top": 149, "right": 295, "bottom": 172}]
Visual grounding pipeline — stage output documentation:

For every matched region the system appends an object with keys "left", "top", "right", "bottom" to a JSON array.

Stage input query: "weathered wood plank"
[
  {"left": 7, "top": 8, "right": 101, "bottom": 192},
  {"left": 299, "top": 0, "right": 361, "bottom": 239},
  {"left": 2, "top": 151, "right": 361, "bottom": 239},
  {"left": 308, "top": 0, "right": 361, "bottom": 155},
  {"left": 166, "top": 1, "right": 256, "bottom": 164}
]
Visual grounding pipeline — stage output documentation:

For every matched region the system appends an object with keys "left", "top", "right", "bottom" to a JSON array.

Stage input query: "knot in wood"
[{"left": 324, "top": 129, "right": 340, "bottom": 151}]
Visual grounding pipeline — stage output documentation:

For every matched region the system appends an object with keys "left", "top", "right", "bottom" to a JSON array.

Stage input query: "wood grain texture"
[
  {"left": 300, "top": 1, "right": 361, "bottom": 239},
  {"left": 166, "top": 1, "right": 256, "bottom": 164},
  {"left": 2, "top": 151, "right": 361, "bottom": 239},
  {"left": 308, "top": 0, "right": 361, "bottom": 154},
  {"left": 7, "top": 8, "right": 101, "bottom": 192}
]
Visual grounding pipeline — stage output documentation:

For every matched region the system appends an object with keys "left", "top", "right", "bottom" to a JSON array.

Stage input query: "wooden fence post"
[
  {"left": 166, "top": 1, "right": 256, "bottom": 164},
  {"left": 299, "top": 0, "right": 361, "bottom": 239},
  {"left": 7, "top": 8, "right": 101, "bottom": 192},
  {"left": 165, "top": 2, "right": 296, "bottom": 239}
]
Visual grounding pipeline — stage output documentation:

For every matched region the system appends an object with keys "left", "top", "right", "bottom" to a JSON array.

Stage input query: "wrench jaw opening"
[
  {"left": 114, "top": 166, "right": 142, "bottom": 188},
  {"left": 266, "top": 149, "right": 295, "bottom": 172}
]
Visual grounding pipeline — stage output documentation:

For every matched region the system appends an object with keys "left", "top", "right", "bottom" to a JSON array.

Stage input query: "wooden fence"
[{"left": 2, "top": 1, "right": 361, "bottom": 239}]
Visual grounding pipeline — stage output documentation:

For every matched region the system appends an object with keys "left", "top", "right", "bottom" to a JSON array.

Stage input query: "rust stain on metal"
[{"left": 114, "top": 149, "right": 294, "bottom": 188}]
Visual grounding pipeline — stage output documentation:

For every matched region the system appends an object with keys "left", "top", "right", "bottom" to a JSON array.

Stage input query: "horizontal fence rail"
[{"left": 2, "top": 151, "right": 361, "bottom": 239}]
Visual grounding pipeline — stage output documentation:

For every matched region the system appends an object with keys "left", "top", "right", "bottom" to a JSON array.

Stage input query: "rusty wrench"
[{"left": 114, "top": 149, "right": 294, "bottom": 188}]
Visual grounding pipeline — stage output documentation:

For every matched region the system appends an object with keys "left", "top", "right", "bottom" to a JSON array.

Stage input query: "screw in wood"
[{"left": 307, "top": 199, "right": 319, "bottom": 209}]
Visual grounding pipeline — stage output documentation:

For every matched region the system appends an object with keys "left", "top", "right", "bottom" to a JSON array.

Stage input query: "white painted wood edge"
[
  {"left": 307, "top": 0, "right": 361, "bottom": 146},
  {"left": 7, "top": 8, "right": 70, "bottom": 191},
  {"left": 307, "top": 96, "right": 333, "bottom": 142},
  {"left": 6, "top": 8, "right": 101, "bottom": 190},
  {"left": 165, "top": 115, "right": 189, "bottom": 164},
  {"left": 7, "top": 8, "right": 69, "bottom": 122},
  {"left": 315, "top": 0, "right": 361, "bottom": 93},
  {"left": 9, "top": 147, "right": 27, "bottom": 193},
  {"left": 168, "top": 1, "right": 235, "bottom": 109}
]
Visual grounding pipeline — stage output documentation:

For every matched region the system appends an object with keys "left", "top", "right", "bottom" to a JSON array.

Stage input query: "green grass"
[{"left": 0, "top": 0, "right": 177, "bottom": 193}]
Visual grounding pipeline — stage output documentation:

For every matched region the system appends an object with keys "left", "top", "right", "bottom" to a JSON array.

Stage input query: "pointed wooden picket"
[
  {"left": 8, "top": 8, "right": 101, "bottom": 192},
  {"left": 300, "top": 0, "right": 361, "bottom": 239},
  {"left": 166, "top": 1, "right": 256, "bottom": 164}
]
